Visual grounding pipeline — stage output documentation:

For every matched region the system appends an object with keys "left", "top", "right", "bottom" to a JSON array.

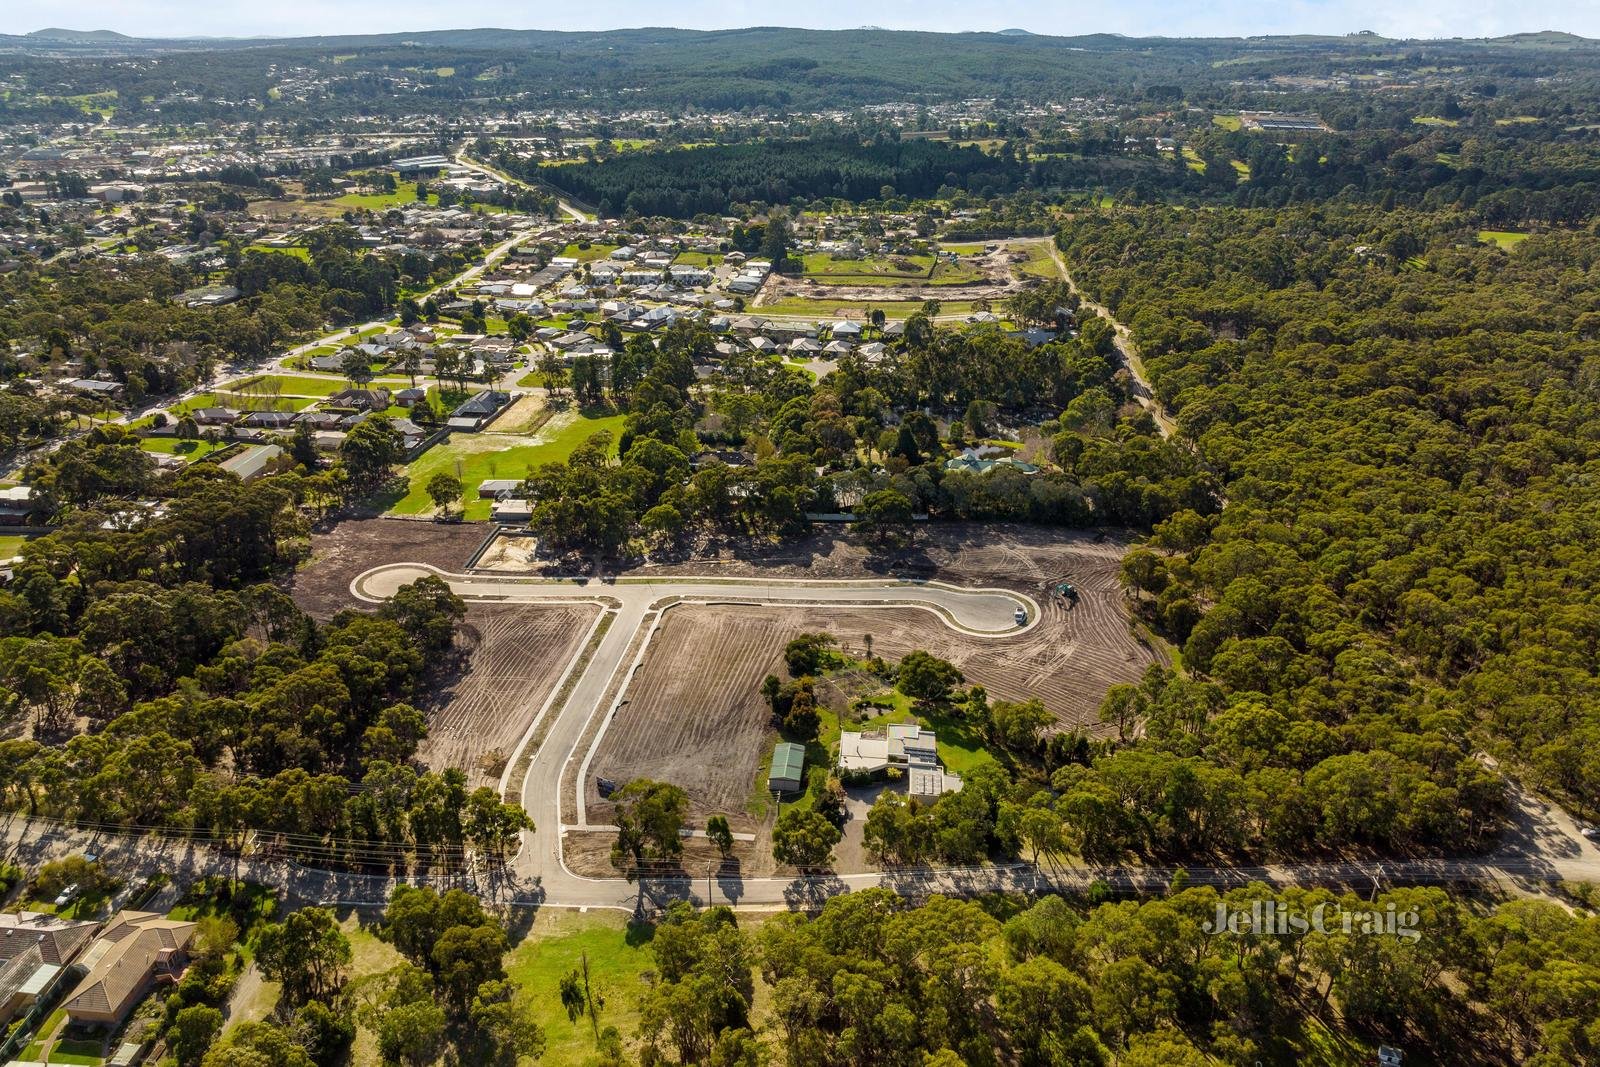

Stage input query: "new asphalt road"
[{"left": 349, "top": 564, "right": 1600, "bottom": 913}]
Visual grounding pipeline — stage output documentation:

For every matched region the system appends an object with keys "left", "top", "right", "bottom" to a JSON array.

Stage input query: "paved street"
[{"left": 341, "top": 562, "right": 1600, "bottom": 912}]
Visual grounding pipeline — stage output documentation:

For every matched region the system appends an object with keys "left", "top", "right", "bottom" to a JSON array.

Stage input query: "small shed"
[{"left": 768, "top": 742, "right": 806, "bottom": 794}]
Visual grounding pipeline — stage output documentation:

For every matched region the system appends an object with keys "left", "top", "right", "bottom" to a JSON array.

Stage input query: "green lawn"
[
  {"left": 243, "top": 244, "right": 311, "bottom": 260},
  {"left": 1479, "top": 230, "right": 1530, "bottom": 250},
  {"left": 1412, "top": 115, "right": 1460, "bottom": 127},
  {"left": 169, "top": 881, "right": 278, "bottom": 962},
  {"left": 559, "top": 243, "right": 621, "bottom": 263},
  {"left": 800, "top": 253, "right": 983, "bottom": 288},
  {"left": 326, "top": 185, "right": 432, "bottom": 212},
  {"left": 757, "top": 296, "right": 989, "bottom": 319},
  {"left": 505, "top": 911, "right": 657, "bottom": 1066},
  {"left": 1212, "top": 114, "right": 1242, "bottom": 131},
  {"left": 672, "top": 251, "right": 722, "bottom": 267},
  {"left": 139, "top": 437, "right": 227, "bottom": 461},
  {"left": 0, "top": 535, "right": 35, "bottom": 559},
  {"left": 387, "top": 412, "right": 626, "bottom": 519},
  {"left": 219, "top": 373, "right": 407, "bottom": 398},
  {"left": 46, "top": 1037, "right": 103, "bottom": 1064},
  {"left": 1016, "top": 244, "right": 1059, "bottom": 279},
  {"left": 938, "top": 242, "right": 989, "bottom": 255}
]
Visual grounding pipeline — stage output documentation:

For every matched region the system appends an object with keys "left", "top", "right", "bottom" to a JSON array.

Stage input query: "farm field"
[
  {"left": 415, "top": 602, "right": 601, "bottom": 786},
  {"left": 1013, "top": 242, "right": 1059, "bottom": 278},
  {"left": 387, "top": 410, "right": 626, "bottom": 519}
]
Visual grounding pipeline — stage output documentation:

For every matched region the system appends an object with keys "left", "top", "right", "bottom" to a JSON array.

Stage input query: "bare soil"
[
  {"left": 416, "top": 603, "right": 601, "bottom": 787},
  {"left": 584, "top": 527, "right": 1161, "bottom": 836},
  {"left": 285, "top": 517, "right": 489, "bottom": 617},
  {"left": 585, "top": 606, "right": 795, "bottom": 834},
  {"left": 562, "top": 827, "right": 773, "bottom": 880}
]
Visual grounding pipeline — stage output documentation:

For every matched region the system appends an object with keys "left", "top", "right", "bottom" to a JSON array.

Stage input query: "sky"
[{"left": 8, "top": 0, "right": 1600, "bottom": 42}]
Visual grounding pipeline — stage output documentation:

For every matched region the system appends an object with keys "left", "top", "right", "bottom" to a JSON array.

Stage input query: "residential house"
[
  {"left": 327, "top": 388, "right": 392, "bottom": 412},
  {"left": 238, "top": 410, "right": 297, "bottom": 430},
  {"left": 390, "top": 418, "right": 428, "bottom": 451},
  {"left": 395, "top": 387, "right": 428, "bottom": 407},
  {"left": 944, "top": 448, "right": 1039, "bottom": 476},
  {"left": 490, "top": 498, "right": 533, "bottom": 523},
  {"left": 62, "top": 911, "right": 198, "bottom": 1026},
  {"left": 0, "top": 912, "right": 96, "bottom": 1026},
  {"left": 218, "top": 444, "right": 287, "bottom": 483},
  {"left": 477, "top": 479, "right": 523, "bottom": 499},
  {"left": 65, "top": 378, "right": 123, "bottom": 400},
  {"left": 189, "top": 407, "right": 236, "bottom": 426},
  {"left": 306, "top": 354, "right": 347, "bottom": 373},
  {"left": 838, "top": 723, "right": 962, "bottom": 797},
  {"left": 448, "top": 390, "right": 511, "bottom": 431}
]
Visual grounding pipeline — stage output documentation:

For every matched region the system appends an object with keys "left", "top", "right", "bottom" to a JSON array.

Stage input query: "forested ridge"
[
  {"left": 535, "top": 139, "right": 1027, "bottom": 218},
  {"left": 1060, "top": 205, "right": 1600, "bottom": 828}
]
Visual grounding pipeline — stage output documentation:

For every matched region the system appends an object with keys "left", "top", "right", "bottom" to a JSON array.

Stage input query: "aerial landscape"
[{"left": 2, "top": 4, "right": 1600, "bottom": 1065}]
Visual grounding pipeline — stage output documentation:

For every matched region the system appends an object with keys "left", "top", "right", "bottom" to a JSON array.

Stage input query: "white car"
[
  {"left": 1581, "top": 826, "right": 1600, "bottom": 841},
  {"left": 1014, "top": 607, "right": 1028, "bottom": 625},
  {"left": 52, "top": 884, "right": 79, "bottom": 908}
]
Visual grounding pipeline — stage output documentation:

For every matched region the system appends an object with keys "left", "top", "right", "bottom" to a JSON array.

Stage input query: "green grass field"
[
  {"left": 757, "top": 296, "right": 988, "bottom": 319},
  {"left": 0, "top": 535, "right": 34, "bottom": 559},
  {"left": 388, "top": 412, "right": 626, "bottom": 519},
  {"left": 505, "top": 911, "right": 657, "bottom": 1066},
  {"left": 1212, "top": 114, "right": 1243, "bottom": 131},
  {"left": 243, "top": 244, "right": 311, "bottom": 260},
  {"left": 672, "top": 251, "right": 722, "bottom": 267},
  {"left": 139, "top": 437, "right": 228, "bottom": 460},
  {"left": 220, "top": 373, "right": 408, "bottom": 398},
  {"left": 1412, "top": 115, "right": 1460, "bottom": 127},
  {"left": 938, "top": 242, "right": 989, "bottom": 255},
  {"left": 1016, "top": 243, "right": 1059, "bottom": 279},
  {"left": 799, "top": 253, "right": 983, "bottom": 287},
  {"left": 326, "top": 185, "right": 429, "bottom": 212},
  {"left": 559, "top": 243, "right": 621, "bottom": 263},
  {"left": 1479, "top": 230, "right": 1530, "bottom": 249}
]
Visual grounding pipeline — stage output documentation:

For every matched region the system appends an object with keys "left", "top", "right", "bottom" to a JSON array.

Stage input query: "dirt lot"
[
  {"left": 584, "top": 527, "right": 1161, "bottom": 835},
  {"left": 415, "top": 602, "right": 600, "bottom": 787},
  {"left": 585, "top": 606, "right": 795, "bottom": 834},
  {"left": 286, "top": 517, "right": 489, "bottom": 617},
  {"left": 287, "top": 518, "right": 596, "bottom": 788}
]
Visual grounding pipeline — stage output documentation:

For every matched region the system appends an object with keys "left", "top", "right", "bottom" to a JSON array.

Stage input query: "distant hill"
[
  {"left": 997, "top": 29, "right": 1034, "bottom": 37},
  {"left": 26, "top": 28, "right": 134, "bottom": 42}
]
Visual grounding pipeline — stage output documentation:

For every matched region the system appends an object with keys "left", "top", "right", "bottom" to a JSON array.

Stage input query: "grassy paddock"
[
  {"left": 1479, "top": 230, "right": 1530, "bottom": 249},
  {"left": 387, "top": 412, "right": 626, "bottom": 519}
]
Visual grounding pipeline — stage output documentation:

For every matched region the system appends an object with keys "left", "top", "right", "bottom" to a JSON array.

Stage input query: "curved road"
[
  {"left": 353, "top": 563, "right": 1037, "bottom": 906},
  {"left": 347, "top": 564, "right": 1600, "bottom": 913}
]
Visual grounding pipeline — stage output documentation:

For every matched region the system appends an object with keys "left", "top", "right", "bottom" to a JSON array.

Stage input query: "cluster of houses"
[
  {"left": 0, "top": 908, "right": 197, "bottom": 1051},
  {"left": 306, "top": 328, "right": 521, "bottom": 383},
  {"left": 160, "top": 381, "right": 515, "bottom": 472}
]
